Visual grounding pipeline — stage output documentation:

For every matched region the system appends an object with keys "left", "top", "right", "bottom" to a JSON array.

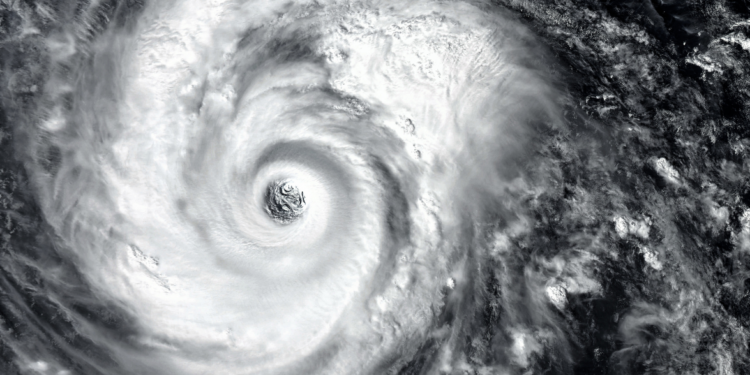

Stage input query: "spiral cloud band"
[
  {"left": 11, "top": 0, "right": 559, "bottom": 373},
  {"left": 4, "top": 0, "right": 750, "bottom": 374}
]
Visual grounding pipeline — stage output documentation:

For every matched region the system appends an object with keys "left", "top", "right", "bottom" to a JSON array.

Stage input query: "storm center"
[{"left": 264, "top": 180, "right": 307, "bottom": 224}]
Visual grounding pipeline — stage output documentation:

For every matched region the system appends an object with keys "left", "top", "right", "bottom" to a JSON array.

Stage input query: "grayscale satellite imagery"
[{"left": 0, "top": 0, "right": 749, "bottom": 374}]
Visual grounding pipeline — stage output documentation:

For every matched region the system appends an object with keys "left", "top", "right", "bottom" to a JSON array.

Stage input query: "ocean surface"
[{"left": 0, "top": 0, "right": 749, "bottom": 374}]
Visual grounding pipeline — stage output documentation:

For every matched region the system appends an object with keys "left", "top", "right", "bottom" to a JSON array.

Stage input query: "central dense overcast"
[{"left": 1, "top": 0, "right": 749, "bottom": 374}]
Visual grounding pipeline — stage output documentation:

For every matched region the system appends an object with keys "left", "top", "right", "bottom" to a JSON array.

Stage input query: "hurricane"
[{"left": 1, "top": 0, "right": 750, "bottom": 374}]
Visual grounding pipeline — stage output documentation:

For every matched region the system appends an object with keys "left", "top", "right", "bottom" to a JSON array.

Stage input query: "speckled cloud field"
[{"left": 1, "top": 0, "right": 750, "bottom": 374}]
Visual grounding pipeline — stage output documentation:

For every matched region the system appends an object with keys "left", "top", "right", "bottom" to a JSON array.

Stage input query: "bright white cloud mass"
[{"left": 1, "top": 0, "right": 749, "bottom": 374}]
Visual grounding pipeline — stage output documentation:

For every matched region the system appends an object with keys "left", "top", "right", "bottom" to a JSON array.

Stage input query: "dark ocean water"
[{"left": 0, "top": 1, "right": 749, "bottom": 374}]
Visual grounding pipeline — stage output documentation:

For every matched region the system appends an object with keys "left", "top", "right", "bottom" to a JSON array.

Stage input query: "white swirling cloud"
[{"left": 27, "top": 0, "right": 562, "bottom": 373}]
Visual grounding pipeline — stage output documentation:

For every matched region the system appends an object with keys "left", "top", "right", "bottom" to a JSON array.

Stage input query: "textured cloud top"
[{"left": 1, "top": 0, "right": 750, "bottom": 374}]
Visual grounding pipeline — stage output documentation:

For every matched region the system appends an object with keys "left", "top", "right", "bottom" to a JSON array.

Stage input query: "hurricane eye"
[{"left": 265, "top": 180, "right": 307, "bottom": 223}]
